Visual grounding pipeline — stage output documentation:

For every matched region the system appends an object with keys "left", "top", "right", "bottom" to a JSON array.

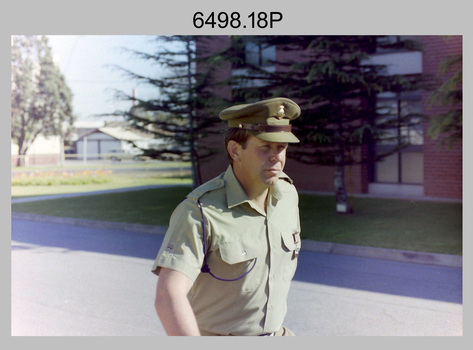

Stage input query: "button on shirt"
[{"left": 152, "top": 166, "right": 301, "bottom": 336}]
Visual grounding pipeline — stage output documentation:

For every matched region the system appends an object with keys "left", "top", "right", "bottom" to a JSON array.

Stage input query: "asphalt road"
[{"left": 11, "top": 218, "right": 462, "bottom": 336}]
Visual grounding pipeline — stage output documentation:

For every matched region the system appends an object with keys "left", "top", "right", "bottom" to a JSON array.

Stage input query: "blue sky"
[{"left": 47, "top": 35, "right": 162, "bottom": 124}]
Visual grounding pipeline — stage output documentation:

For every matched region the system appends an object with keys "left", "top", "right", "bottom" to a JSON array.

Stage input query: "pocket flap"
[
  {"left": 219, "top": 241, "right": 258, "bottom": 264},
  {"left": 281, "top": 231, "right": 298, "bottom": 251}
]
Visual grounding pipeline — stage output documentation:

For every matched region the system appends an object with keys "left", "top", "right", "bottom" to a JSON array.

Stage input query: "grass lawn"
[
  {"left": 11, "top": 174, "right": 192, "bottom": 198},
  {"left": 11, "top": 185, "right": 462, "bottom": 255},
  {"left": 299, "top": 195, "right": 462, "bottom": 255},
  {"left": 12, "top": 186, "right": 192, "bottom": 226}
]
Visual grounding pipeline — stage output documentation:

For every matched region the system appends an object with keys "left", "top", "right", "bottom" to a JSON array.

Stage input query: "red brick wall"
[
  {"left": 284, "top": 161, "right": 366, "bottom": 194},
  {"left": 422, "top": 36, "right": 462, "bottom": 199},
  {"left": 196, "top": 36, "right": 232, "bottom": 102},
  {"left": 195, "top": 36, "right": 233, "bottom": 183}
]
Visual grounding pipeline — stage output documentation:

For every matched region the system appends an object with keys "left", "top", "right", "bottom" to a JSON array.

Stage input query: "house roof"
[
  {"left": 99, "top": 126, "right": 150, "bottom": 141},
  {"left": 72, "top": 127, "right": 97, "bottom": 140},
  {"left": 75, "top": 122, "right": 154, "bottom": 142}
]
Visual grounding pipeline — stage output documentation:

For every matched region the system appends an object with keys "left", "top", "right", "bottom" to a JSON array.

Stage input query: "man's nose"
[{"left": 270, "top": 150, "right": 283, "bottom": 162}]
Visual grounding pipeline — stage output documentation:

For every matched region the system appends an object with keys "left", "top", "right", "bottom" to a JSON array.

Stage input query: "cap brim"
[{"left": 254, "top": 132, "right": 300, "bottom": 143}]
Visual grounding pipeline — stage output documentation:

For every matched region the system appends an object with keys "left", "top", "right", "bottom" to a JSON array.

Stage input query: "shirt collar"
[
  {"left": 223, "top": 165, "right": 285, "bottom": 209},
  {"left": 223, "top": 166, "right": 250, "bottom": 209}
]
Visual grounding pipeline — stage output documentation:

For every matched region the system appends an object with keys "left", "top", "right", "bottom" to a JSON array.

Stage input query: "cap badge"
[{"left": 276, "top": 105, "right": 285, "bottom": 119}]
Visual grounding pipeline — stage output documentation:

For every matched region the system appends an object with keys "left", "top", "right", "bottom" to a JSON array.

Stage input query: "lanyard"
[{"left": 197, "top": 199, "right": 257, "bottom": 282}]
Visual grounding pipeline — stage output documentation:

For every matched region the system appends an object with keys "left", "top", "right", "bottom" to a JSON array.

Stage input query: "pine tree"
[
  {"left": 426, "top": 53, "right": 462, "bottom": 148},
  {"left": 11, "top": 35, "right": 75, "bottom": 166},
  {"left": 110, "top": 36, "right": 225, "bottom": 187}
]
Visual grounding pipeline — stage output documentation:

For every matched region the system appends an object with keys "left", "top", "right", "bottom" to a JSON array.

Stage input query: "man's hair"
[{"left": 224, "top": 128, "right": 251, "bottom": 164}]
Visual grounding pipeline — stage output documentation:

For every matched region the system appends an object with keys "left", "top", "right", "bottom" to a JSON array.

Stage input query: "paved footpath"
[{"left": 11, "top": 216, "right": 462, "bottom": 336}]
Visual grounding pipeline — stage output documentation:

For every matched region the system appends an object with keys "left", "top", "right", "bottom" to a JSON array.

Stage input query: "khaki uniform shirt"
[{"left": 152, "top": 166, "right": 301, "bottom": 336}]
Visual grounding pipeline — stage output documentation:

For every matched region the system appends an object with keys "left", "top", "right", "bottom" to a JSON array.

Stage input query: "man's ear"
[{"left": 227, "top": 140, "right": 241, "bottom": 163}]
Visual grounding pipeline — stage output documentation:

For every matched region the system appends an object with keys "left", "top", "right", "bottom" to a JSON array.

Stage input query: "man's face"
[{"left": 237, "top": 135, "right": 288, "bottom": 187}]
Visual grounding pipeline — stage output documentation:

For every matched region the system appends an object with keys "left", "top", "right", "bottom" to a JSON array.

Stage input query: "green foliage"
[
  {"left": 426, "top": 54, "right": 462, "bottom": 147},
  {"left": 108, "top": 36, "right": 227, "bottom": 186}
]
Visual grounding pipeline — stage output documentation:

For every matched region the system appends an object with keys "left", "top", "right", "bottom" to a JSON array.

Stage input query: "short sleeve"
[{"left": 151, "top": 198, "right": 206, "bottom": 282}]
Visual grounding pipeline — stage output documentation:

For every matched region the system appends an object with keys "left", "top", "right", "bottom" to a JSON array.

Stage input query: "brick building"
[
  {"left": 422, "top": 36, "right": 462, "bottom": 199},
  {"left": 195, "top": 36, "right": 462, "bottom": 200}
]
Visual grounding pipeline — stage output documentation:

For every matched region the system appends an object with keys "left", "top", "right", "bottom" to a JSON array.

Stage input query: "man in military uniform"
[{"left": 152, "top": 97, "right": 302, "bottom": 336}]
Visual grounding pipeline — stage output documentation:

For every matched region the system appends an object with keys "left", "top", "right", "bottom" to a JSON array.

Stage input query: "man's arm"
[{"left": 154, "top": 267, "right": 201, "bottom": 336}]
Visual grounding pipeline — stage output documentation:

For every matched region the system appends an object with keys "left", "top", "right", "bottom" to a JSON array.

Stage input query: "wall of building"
[
  {"left": 196, "top": 36, "right": 233, "bottom": 183},
  {"left": 11, "top": 135, "right": 62, "bottom": 166},
  {"left": 76, "top": 132, "right": 121, "bottom": 159},
  {"left": 422, "top": 36, "right": 462, "bottom": 199}
]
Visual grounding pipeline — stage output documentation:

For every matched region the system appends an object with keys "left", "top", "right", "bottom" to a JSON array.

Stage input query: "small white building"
[
  {"left": 74, "top": 121, "right": 162, "bottom": 159},
  {"left": 11, "top": 134, "right": 62, "bottom": 166}
]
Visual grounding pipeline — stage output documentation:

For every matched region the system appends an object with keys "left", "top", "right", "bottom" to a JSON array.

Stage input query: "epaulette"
[{"left": 186, "top": 175, "right": 225, "bottom": 201}]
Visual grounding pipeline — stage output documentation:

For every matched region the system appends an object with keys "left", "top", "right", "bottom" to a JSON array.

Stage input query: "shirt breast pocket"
[{"left": 207, "top": 241, "right": 260, "bottom": 292}]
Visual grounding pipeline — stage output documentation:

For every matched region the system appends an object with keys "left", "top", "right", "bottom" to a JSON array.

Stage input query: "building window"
[
  {"left": 244, "top": 41, "right": 276, "bottom": 67},
  {"left": 230, "top": 38, "right": 276, "bottom": 91},
  {"left": 232, "top": 37, "right": 276, "bottom": 69},
  {"left": 375, "top": 35, "right": 421, "bottom": 54},
  {"left": 374, "top": 91, "right": 423, "bottom": 184}
]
